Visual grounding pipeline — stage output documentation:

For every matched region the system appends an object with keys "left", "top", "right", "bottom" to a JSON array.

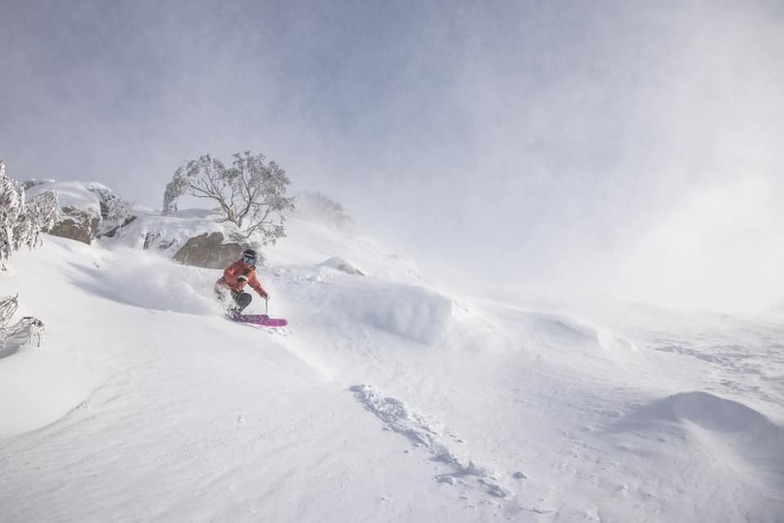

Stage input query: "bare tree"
[{"left": 163, "top": 152, "right": 295, "bottom": 244}]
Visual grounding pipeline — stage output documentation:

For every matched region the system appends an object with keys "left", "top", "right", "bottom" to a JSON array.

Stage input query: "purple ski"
[{"left": 232, "top": 314, "right": 288, "bottom": 327}]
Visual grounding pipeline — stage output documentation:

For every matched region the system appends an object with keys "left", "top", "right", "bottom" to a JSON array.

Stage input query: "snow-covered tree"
[
  {"left": 84, "top": 183, "right": 134, "bottom": 236},
  {"left": 86, "top": 183, "right": 132, "bottom": 223},
  {"left": 163, "top": 151, "right": 295, "bottom": 244},
  {"left": 0, "top": 294, "right": 45, "bottom": 348},
  {"left": 0, "top": 160, "right": 60, "bottom": 270},
  {"left": 294, "top": 190, "right": 355, "bottom": 230}
]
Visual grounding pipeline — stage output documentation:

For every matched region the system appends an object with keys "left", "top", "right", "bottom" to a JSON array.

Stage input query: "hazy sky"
[{"left": 2, "top": 0, "right": 784, "bottom": 311}]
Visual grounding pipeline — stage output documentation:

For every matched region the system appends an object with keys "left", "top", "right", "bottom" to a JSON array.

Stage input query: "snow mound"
[
  {"left": 63, "top": 247, "right": 216, "bottom": 315},
  {"left": 349, "top": 384, "right": 512, "bottom": 498},
  {"left": 275, "top": 262, "right": 452, "bottom": 344},
  {"left": 527, "top": 312, "right": 636, "bottom": 353},
  {"left": 476, "top": 303, "right": 638, "bottom": 365},
  {"left": 614, "top": 391, "right": 784, "bottom": 487},
  {"left": 319, "top": 256, "right": 364, "bottom": 275},
  {"left": 620, "top": 391, "right": 781, "bottom": 434},
  {"left": 340, "top": 282, "right": 452, "bottom": 344}
]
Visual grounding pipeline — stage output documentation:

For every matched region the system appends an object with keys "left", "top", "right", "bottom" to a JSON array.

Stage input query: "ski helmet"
[{"left": 241, "top": 249, "right": 258, "bottom": 267}]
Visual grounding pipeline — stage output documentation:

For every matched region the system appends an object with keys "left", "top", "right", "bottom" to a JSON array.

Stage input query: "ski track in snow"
[{"left": 349, "top": 384, "right": 513, "bottom": 500}]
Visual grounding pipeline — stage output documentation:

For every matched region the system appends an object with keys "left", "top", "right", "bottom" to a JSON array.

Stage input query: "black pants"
[{"left": 216, "top": 284, "right": 252, "bottom": 315}]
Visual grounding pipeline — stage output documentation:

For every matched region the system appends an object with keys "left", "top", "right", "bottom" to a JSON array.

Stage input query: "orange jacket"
[{"left": 216, "top": 260, "right": 267, "bottom": 296}]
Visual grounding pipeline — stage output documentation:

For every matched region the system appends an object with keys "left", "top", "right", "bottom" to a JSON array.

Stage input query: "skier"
[{"left": 215, "top": 248, "right": 269, "bottom": 318}]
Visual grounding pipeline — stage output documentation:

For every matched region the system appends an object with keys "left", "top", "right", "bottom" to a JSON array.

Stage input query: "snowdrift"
[
  {"left": 335, "top": 280, "right": 453, "bottom": 344},
  {"left": 614, "top": 391, "right": 784, "bottom": 485}
]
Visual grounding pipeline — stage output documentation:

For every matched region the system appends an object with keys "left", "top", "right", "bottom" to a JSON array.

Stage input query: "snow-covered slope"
[{"left": 1, "top": 216, "right": 783, "bottom": 522}]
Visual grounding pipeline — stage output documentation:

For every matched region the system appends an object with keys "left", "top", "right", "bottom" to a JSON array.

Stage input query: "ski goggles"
[{"left": 242, "top": 254, "right": 257, "bottom": 267}]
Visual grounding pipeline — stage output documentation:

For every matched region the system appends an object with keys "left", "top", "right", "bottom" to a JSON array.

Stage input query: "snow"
[
  {"left": 1, "top": 210, "right": 784, "bottom": 522},
  {"left": 25, "top": 181, "right": 101, "bottom": 213}
]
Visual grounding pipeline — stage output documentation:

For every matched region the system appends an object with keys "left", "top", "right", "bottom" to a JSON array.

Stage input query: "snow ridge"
[{"left": 349, "top": 384, "right": 512, "bottom": 499}]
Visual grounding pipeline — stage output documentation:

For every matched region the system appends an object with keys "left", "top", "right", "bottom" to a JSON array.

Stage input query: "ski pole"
[{"left": 265, "top": 297, "right": 269, "bottom": 315}]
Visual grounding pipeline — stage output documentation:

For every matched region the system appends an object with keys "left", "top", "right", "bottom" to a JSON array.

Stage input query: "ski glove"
[
  {"left": 237, "top": 275, "right": 248, "bottom": 283},
  {"left": 260, "top": 291, "right": 270, "bottom": 300}
]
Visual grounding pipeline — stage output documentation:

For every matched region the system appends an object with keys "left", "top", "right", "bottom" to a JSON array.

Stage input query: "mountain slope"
[{"left": 1, "top": 218, "right": 783, "bottom": 522}]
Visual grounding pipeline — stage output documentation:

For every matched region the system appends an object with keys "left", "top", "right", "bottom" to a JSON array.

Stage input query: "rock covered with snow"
[
  {"left": 24, "top": 180, "right": 133, "bottom": 245},
  {"left": 20, "top": 180, "right": 245, "bottom": 268},
  {"left": 172, "top": 231, "right": 245, "bottom": 269},
  {"left": 106, "top": 207, "right": 248, "bottom": 266}
]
